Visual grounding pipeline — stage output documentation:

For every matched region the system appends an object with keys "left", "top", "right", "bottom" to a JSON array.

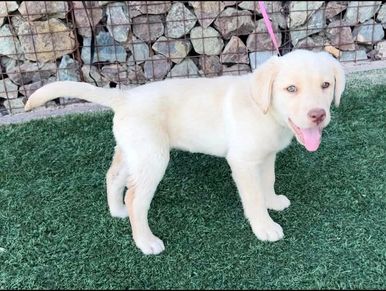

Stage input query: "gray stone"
[
  {"left": 81, "top": 66, "right": 110, "bottom": 88},
  {"left": 7, "top": 62, "right": 57, "bottom": 85},
  {"left": 190, "top": 26, "right": 224, "bottom": 55},
  {"left": 249, "top": 51, "right": 276, "bottom": 70},
  {"left": 374, "top": 40, "right": 386, "bottom": 59},
  {"left": 17, "top": 18, "right": 76, "bottom": 62},
  {"left": 73, "top": 1, "right": 103, "bottom": 37},
  {"left": 287, "top": 1, "right": 324, "bottom": 28},
  {"left": 106, "top": 2, "right": 131, "bottom": 42},
  {"left": 344, "top": 1, "right": 382, "bottom": 25},
  {"left": 57, "top": 56, "right": 81, "bottom": 103},
  {"left": 352, "top": 19, "right": 384, "bottom": 44},
  {"left": 81, "top": 31, "right": 127, "bottom": 64},
  {"left": 238, "top": 0, "right": 286, "bottom": 28},
  {"left": 127, "top": 65, "right": 147, "bottom": 84},
  {"left": 18, "top": 1, "right": 68, "bottom": 21},
  {"left": 238, "top": 1, "right": 259, "bottom": 12},
  {"left": 10, "top": 15, "right": 24, "bottom": 31},
  {"left": 214, "top": 8, "right": 255, "bottom": 39},
  {"left": 290, "top": 9, "right": 326, "bottom": 45},
  {"left": 199, "top": 55, "right": 223, "bottom": 77},
  {"left": 58, "top": 55, "right": 81, "bottom": 82},
  {"left": 311, "top": 35, "right": 328, "bottom": 47},
  {"left": 246, "top": 19, "right": 282, "bottom": 52},
  {"left": 101, "top": 64, "right": 127, "bottom": 83},
  {"left": 257, "top": 1, "right": 287, "bottom": 29},
  {"left": 0, "top": 25, "right": 23, "bottom": 60},
  {"left": 376, "top": 4, "right": 386, "bottom": 29},
  {"left": 326, "top": 21, "right": 355, "bottom": 51},
  {"left": 339, "top": 49, "right": 368, "bottom": 62},
  {"left": 294, "top": 36, "right": 324, "bottom": 52},
  {"left": 19, "top": 78, "right": 55, "bottom": 98},
  {"left": 152, "top": 37, "right": 191, "bottom": 64},
  {"left": 98, "top": 1, "right": 111, "bottom": 6},
  {"left": 129, "top": 1, "right": 171, "bottom": 15},
  {"left": 127, "top": 36, "right": 150, "bottom": 64},
  {"left": 144, "top": 55, "right": 172, "bottom": 81},
  {"left": 0, "top": 2, "right": 18, "bottom": 26},
  {"left": 3, "top": 97, "right": 25, "bottom": 114},
  {"left": 168, "top": 59, "right": 199, "bottom": 78},
  {"left": 1, "top": 57, "right": 17, "bottom": 73},
  {"left": 367, "top": 48, "right": 379, "bottom": 60},
  {"left": 294, "top": 37, "right": 314, "bottom": 49},
  {"left": 325, "top": 1, "right": 348, "bottom": 20},
  {"left": 222, "top": 64, "right": 251, "bottom": 76},
  {"left": 0, "top": 78, "right": 18, "bottom": 99},
  {"left": 165, "top": 2, "right": 197, "bottom": 38},
  {"left": 220, "top": 36, "right": 249, "bottom": 64},
  {"left": 223, "top": 1, "right": 238, "bottom": 7},
  {"left": 132, "top": 15, "right": 164, "bottom": 42},
  {"left": 128, "top": 9, "right": 141, "bottom": 19},
  {"left": 189, "top": 1, "right": 225, "bottom": 28}
]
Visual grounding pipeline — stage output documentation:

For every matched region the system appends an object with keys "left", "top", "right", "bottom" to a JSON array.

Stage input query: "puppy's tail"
[{"left": 24, "top": 81, "right": 125, "bottom": 112}]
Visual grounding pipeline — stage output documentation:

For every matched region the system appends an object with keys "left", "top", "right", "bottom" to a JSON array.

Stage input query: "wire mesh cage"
[{"left": 0, "top": 1, "right": 385, "bottom": 116}]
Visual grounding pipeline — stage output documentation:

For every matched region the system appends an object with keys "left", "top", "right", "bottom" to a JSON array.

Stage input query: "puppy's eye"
[
  {"left": 286, "top": 85, "right": 297, "bottom": 93},
  {"left": 322, "top": 82, "right": 330, "bottom": 89}
]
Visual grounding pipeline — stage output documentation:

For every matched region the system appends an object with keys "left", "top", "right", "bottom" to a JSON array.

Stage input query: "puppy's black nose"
[{"left": 308, "top": 108, "right": 326, "bottom": 125}]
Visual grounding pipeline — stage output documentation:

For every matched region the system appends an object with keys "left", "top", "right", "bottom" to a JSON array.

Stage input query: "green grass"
[{"left": 1, "top": 82, "right": 385, "bottom": 289}]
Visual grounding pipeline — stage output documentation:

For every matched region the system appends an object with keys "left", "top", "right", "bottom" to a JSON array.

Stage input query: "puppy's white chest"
[{"left": 276, "top": 127, "right": 294, "bottom": 151}]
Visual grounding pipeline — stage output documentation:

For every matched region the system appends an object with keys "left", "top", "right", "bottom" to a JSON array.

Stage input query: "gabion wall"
[{"left": 0, "top": 1, "right": 385, "bottom": 115}]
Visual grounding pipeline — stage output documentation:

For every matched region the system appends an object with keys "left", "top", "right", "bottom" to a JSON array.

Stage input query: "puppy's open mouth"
[{"left": 288, "top": 118, "right": 322, "bottom": 152}]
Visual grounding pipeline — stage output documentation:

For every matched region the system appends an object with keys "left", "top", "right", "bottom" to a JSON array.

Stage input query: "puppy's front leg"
[
  {"left": 261, "top": 154, "right": 291, "bottom": 211},
  {"left": 227, "top": 158, "right": 284, "bottom": 241}
]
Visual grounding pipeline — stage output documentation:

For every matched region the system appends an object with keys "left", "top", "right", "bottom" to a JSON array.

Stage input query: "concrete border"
[
  {"left": 0, "top": 103, "right": 110, "bottom": 126},
  {"left": 342, "top": 59, "right": 386, "bottom": 73}
]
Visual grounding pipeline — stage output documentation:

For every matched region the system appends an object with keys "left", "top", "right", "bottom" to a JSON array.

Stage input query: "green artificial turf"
[{"left": 0, "top": 81, "right": 385, "bottom": 289}]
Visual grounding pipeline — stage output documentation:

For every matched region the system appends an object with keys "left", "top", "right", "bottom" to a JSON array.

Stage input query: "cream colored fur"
[{"left": 25, "top": 50, "right": 346, "bottom": 255}]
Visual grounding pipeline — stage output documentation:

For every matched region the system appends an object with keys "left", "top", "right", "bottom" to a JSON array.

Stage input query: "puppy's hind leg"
[
  {"left": 116, "top": 126, "right": 170, "bottom": 255},
  {"left": 106, "top": 146, "right": 129, "bottom": 218}
]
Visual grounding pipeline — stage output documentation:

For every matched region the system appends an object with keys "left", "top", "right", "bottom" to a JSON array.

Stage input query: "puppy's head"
[{"left": 250, "top": 49, "right": 346, "bottom": 152}]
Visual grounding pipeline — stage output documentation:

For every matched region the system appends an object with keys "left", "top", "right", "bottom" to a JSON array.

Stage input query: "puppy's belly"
[{"left": 170, "top": 131, "right": 228, "bottom": 157}]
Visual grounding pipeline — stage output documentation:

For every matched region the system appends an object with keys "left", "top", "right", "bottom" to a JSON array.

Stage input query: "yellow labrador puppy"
[{"left": 25, "top": 49, "right": 346, "bottom": 255}]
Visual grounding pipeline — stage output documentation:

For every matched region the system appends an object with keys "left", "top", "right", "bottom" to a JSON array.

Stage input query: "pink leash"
[{"left": 258, "top": 1, "right": 281, "bottom": 56}]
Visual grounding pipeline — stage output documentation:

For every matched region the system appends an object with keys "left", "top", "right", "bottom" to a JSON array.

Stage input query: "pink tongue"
[{"left": 300, "top": 128, "right": 322, "bottom": 152}]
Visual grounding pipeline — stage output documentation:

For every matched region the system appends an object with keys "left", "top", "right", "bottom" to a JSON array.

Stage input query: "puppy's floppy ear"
[
  {"left": 320, "top": 52, "right": 346, "bottom": 107},
  {"left": 249, "top": 56, "right": 279, "bottom": 114},
  {"left": 332, "top": 59, "right": 346, "bottom": 107}
]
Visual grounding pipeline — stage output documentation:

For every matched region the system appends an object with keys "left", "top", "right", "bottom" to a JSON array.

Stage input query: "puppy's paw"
[
  {"left": 109, "top": 206, "right": 128, "bottom": 218},
  {"left": 252, "top": 220, "right": 284, "bottom": 242},
  {"left": 135, "top": 234, "right": 165, "bottom": 255},
  {"left": 265, "top": 194, "right": 291, "bottom": 211}
]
